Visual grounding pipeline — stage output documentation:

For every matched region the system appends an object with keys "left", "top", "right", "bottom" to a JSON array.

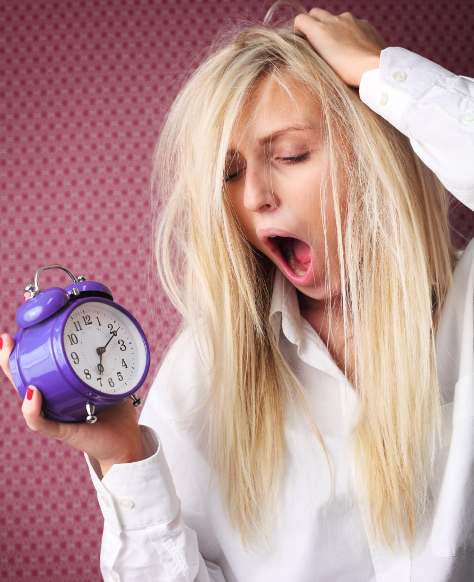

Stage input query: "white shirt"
[{"left": 85, "top": 47, "right": 474, "bottom": 582}]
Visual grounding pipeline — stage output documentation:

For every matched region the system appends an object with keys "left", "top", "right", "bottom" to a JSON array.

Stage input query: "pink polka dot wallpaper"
[{"left": 1, "top": 1, "right": 473, "bottom": 580}]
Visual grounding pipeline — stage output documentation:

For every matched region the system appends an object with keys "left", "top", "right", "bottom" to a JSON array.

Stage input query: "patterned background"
[{"left": 1, "top": 0, "right": 473, "bottom": 580}]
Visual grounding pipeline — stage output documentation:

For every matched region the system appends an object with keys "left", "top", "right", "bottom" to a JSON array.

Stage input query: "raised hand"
[{"left": 294, "top": 8, "right": 387, "bottom": 87}]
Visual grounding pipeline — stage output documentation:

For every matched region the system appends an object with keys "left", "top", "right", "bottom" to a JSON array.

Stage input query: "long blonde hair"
[{"left": 152, "top": 12, "right": 457, "bottom": 551}]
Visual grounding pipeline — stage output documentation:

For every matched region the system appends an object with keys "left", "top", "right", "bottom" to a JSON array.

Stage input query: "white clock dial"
[{"left": 62, "top": 301, "right": 147, "bottom": 395}]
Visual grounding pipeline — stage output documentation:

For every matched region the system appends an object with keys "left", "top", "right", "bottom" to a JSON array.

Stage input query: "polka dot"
[{"left": 1, "top": 0, "right": 474, "bottom": 580}]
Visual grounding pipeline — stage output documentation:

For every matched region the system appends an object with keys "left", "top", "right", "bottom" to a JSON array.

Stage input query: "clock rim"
[{"left": 54, "top": 297, "right": 150, "bottom": 401}]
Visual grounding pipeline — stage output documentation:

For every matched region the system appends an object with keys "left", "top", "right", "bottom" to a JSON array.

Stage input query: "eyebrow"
[{"left": 226, "top": 124, "right": 315, "bottom": 157}]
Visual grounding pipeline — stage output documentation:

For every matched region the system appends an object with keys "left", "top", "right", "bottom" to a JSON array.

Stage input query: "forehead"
[{"left": 230, "top": 73, "right": 321, "bottom": 145}]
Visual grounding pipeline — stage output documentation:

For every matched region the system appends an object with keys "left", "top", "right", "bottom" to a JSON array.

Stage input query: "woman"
[{"left": 1, "top": 5, "right": 474, "bottom": 581}]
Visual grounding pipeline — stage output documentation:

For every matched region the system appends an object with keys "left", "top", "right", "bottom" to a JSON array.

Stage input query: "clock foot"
[
  {"left": 130, "top": 394, "right": 142, "bottom": 407},
  {"left": 85, "top": 402, "right": 97, "bottom": 423}
]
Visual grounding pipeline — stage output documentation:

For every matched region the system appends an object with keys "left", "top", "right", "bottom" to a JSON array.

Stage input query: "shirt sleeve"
[
  {"left": 359, "top": 46, "right": 474, "bottom": 210},
  {"left": 83, "top": 325, "right": 227, "bottom": 582}
]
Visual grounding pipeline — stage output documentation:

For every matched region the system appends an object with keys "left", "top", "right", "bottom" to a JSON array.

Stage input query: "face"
[{"left": 224, "top": 73, "right": 346, "bottom": 310}]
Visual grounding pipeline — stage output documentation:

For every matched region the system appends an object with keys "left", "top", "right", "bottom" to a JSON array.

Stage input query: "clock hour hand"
[{"left": 97, "top": 349, "right": 104, "bottom": 374}]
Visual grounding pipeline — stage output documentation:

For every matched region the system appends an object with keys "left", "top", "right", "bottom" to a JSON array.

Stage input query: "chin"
[{"left": 294, "top": 278, "right": 342, "bottom": 303}]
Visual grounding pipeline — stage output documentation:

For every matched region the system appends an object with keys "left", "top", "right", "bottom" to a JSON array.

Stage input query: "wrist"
[
  {"left": 359, "top": 53, "right": 381, "bottom": 81},
  {"left": 99, "top": 445, "right": 146, "bottom": 477}
]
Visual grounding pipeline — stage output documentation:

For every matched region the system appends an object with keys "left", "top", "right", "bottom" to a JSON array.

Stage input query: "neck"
[
  {"left": 297, "top": 290, "right": 354, "bottom": 380},
  {"left": 296, "top": 289, "right": 344, "bottom": 319}
]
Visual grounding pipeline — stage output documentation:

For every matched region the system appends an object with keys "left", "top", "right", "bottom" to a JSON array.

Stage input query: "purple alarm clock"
[{"left": 9, "top": 265, "right": 150, "bottom": 423}]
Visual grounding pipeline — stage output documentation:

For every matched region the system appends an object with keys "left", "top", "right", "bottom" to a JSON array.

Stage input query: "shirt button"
[
  {"left": 379, "top": 92, "right": 388, "bottom": 106},
  {"left": 462, "top": 111, "right": 474, "bottom": 123},
  {"left": 392, "top": 71, "right": 407, "bottom": 82},
  {"left": 119, "top": 497, "right": 134, "bottom": 509},
  {"left": 101, "top": 495, "right": 110, "bottom": 508},
  {"left": 110, "top": 571, "right": 117, "bottom": 581}
]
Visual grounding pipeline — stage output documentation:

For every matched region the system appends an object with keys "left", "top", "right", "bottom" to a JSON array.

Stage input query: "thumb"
[{"left": 22, "top": 386, "right": 63, "bottom": 440}]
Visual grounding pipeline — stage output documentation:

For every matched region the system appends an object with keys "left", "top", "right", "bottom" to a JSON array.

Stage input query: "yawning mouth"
[
  {"left": 258, "top": 229, "right": 316, "bottom": 286},
  {"left": 272, "top": 236, "right": 311, "bottom": 276}
]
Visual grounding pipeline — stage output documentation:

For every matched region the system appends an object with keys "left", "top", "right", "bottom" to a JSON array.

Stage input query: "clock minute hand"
[
  {"left": 103, "top": 326, "right": 120, "bottom": 351},
  {"left": 96, "top": 327, "right": 120, "bottom": 374}
]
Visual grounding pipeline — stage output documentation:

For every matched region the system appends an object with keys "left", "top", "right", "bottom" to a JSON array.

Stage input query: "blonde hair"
[{"left": 152, "top": 11, "right": 457, "bottom": 551}]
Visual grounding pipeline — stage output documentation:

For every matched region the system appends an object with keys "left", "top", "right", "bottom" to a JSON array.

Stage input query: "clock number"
[
  {"left": 82, "top": 315, "right": 92, "bottom": 326},
  {"left": 122, "top": 359, "right": 128, "bottom": 368},
  {"left": 118, "top": 339, "right": 126, "bottom": 351},
  {"left": 97, "top": 377, "right": 102, "bottom": 387},
  {"left": 68, "top": 333, "right": 78, "bottom": 345},
  {"left": 73, "top": 321, "right": 82, "bottom": 332},
  {"left": 84, "top": 369, "right": 91, "bottom": 379},
  {"left": 108, "top": 378, "right": 115, "bottom": 387},
  {"left": 117, "top": 372, "right": 123, "bottom": 381},
  {"left": 70, "top": 352, "right": 79, "bottom": 365},
  {"left": 108, "top": 324, "right": 114, "bottom": 333}
]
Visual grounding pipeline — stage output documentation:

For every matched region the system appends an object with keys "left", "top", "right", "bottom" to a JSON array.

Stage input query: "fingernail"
[
  {"left": 27, "top": 387, "right": 34, "bottom": 401},
  {"left": 0, "top": 337, "right": 3, "bottom": 350}
]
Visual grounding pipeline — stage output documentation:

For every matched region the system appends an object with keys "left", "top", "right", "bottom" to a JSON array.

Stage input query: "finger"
[
  {"left": 294, "top": 13, "right": 324, "bottom": 36},
  {"left": 308, "top": 8, "right": 335, "bottom": 21},
  {"left": 338, "top": 12, "right": 356, "bottom": 21},
  {"left": 21, "top": 385, "right": 63, "bottom": 439},
  {"left": 0, "top": 333, "right": 15, "bottom": 386}
]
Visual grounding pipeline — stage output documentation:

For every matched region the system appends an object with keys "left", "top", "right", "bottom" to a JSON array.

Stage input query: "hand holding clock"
[{"left": 0, "top": 321, "right": 146, "bottom": 478}]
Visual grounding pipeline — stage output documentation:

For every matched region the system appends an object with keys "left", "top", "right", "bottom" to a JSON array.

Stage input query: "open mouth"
[
  {"left": 272, "top": 236, "right": 311, "bottom": 276},
  {"left": 261, "top": 231, "right": 315, "bottom": 286}
]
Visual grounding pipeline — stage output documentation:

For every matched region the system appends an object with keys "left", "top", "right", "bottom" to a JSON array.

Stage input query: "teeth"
[
  {"left": 272, "top": 236, "right": 309, "bottom": 277},
  {"left": 288, "top": 255, "right": 306, "bottom": 276},
  {"left": 269, "top": 235, "right": 277, "bottom": 238}
]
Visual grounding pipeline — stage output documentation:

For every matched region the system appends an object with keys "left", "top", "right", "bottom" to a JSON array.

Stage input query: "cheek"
[
  {"left": 226, "top": 189, "right": 262, "bottom": 250},
  {"left": 300, "top": 185, "right": 344, "bottom": 258}
]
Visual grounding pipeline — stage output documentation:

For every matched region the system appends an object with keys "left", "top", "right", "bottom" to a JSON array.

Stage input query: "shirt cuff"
[
  {"left": 359, "top": 46, "right": 456, "bottom": 136},
  {"left": 84, "top": 424, "right": 180, "bottom": 530}
]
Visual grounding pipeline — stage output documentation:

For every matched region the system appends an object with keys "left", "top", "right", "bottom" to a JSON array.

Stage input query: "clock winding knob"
[{"left": 85, "top": 402, "right": 97, "bottom": 424}]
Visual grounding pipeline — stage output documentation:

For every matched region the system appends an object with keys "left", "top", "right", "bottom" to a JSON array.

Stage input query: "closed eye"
[
  {"left": 224, "top": 169, "right": 244, "bottom": 182},
  {"left": 224, "top": 152, "right": 310, "bottom": 183},
  {"left": 279, "top": 153, "right": 310, "bottom": 164}
]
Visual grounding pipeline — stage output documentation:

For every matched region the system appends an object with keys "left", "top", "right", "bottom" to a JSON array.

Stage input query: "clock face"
[{"left": 62, "top": 301, "right": 148, "bottom": 395}]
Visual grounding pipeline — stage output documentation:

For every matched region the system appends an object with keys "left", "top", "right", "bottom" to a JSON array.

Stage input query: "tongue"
[{"left": 293, "top": 239, "right": 311, "bottom": 264}]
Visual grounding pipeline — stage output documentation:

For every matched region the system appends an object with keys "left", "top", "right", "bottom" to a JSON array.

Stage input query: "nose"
[{"left": 242, "top": 164, "right": 280, "bottom": 213}]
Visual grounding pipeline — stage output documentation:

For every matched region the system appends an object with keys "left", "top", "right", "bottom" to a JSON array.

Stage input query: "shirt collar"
[
  {"left": 269, "top": 269, "right": 349, "bottom": 382},
  {"left": 269, "top": 268, "right": 303, "bottom": 345}
]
